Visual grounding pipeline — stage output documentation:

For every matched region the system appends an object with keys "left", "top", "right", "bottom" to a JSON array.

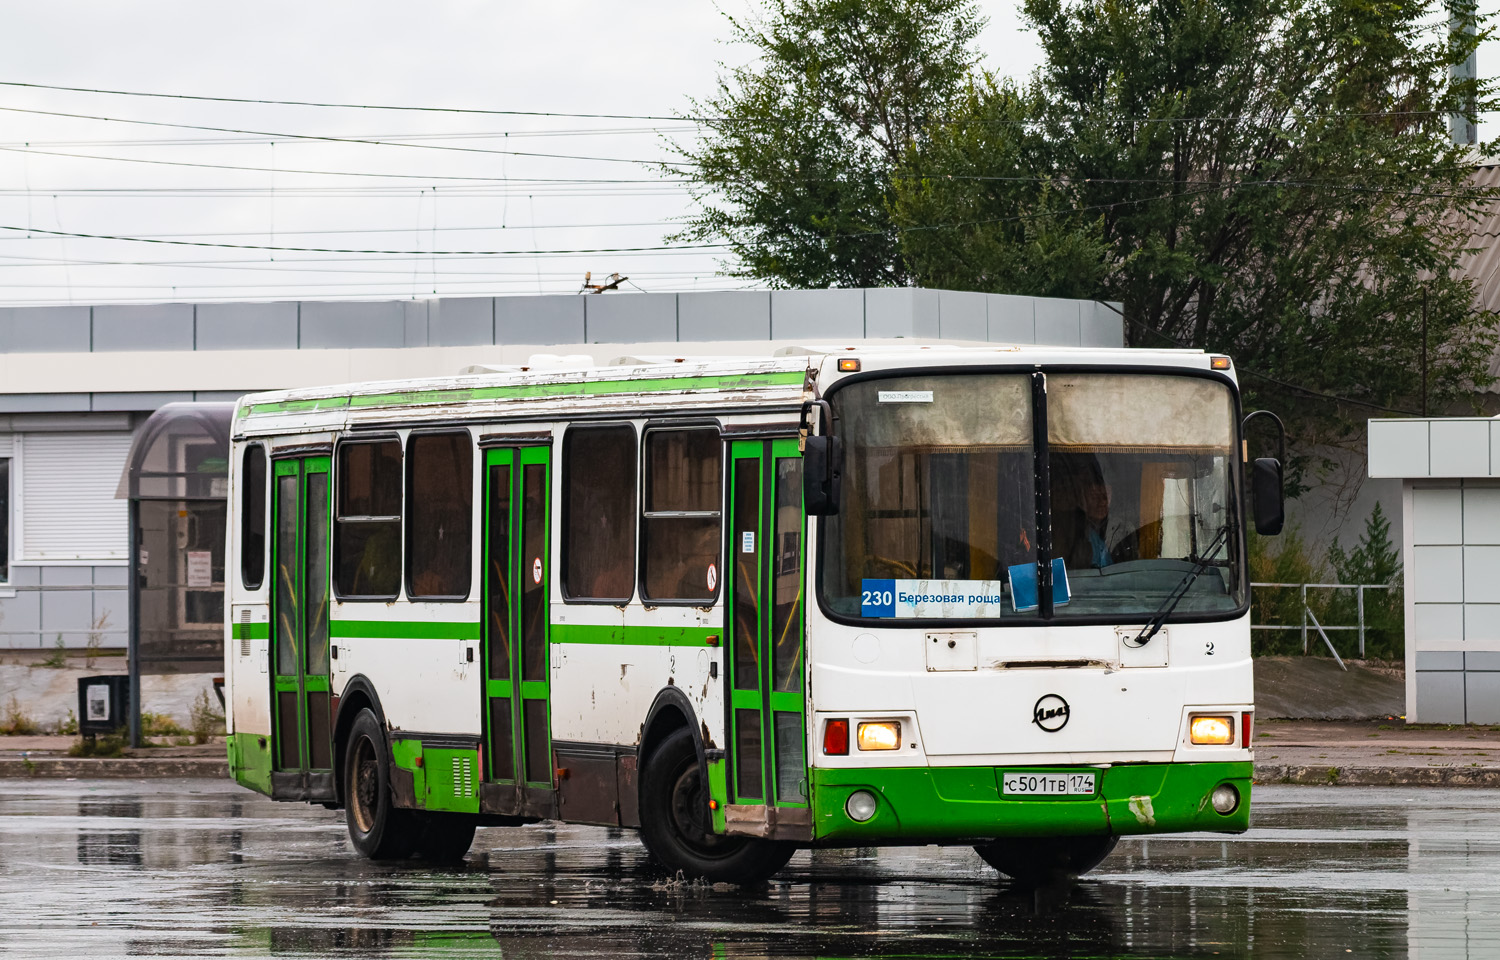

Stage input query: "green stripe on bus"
[
  {"left": 245, "top": 371, "right": 805, "bottom": 417},
  {"left": 329, "top": 620, "right": 480, "bottom": 640},
  {"left": 551, "top": 623, "right": 720, "bottom": 647},
  {"left": 246, "top": 396, "right": 352, "bottom": 415},
  {"left": 230, "top": 622, "right": 270, "bottom": 640}
]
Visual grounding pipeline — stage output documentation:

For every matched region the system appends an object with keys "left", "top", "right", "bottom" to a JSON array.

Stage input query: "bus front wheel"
[
  {"left": 973, "top": 835, "right": 1119, "bottom": 884},
  {"left": 639, "top": 727, "right": 794, "bottom": 884},
  {"left": 344, "top": 708, "right": 416, "bottom": 860}
]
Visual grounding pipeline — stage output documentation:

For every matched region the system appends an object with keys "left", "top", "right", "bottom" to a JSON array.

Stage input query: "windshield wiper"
[{"left": 1130, "top": 524, "right": 1231, "bottom": 647}]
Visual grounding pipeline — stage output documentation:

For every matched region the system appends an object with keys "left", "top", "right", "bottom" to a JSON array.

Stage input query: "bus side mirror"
[
  {"left": 1252, "top": 458, "right": 1284, "bottom": 536},
  {"left": 804, "top": 435, "right": 843, "bottom": 516}
]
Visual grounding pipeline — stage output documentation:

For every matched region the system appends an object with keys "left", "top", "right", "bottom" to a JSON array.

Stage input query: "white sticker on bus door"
[
  {"left": 741, "top": 532, "right": 755, "bottom": 553},
  {"left": 532, "top": 557, "right": 543, "bottom": 584},
  {"left": 706, "top": 563, "right": 717, "bottom": 591}
]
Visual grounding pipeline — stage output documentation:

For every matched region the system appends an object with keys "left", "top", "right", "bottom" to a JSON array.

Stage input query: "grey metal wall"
[
  {"left": 1407, "top": 481, "right": 1500, "bottom": 723},
  {"left": 0, "top": 289, "right": 1124, "bottom": 354}
]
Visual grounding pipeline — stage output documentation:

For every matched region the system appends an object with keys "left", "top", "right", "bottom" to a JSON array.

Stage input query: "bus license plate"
[{"left": 1002, "top": 772, "right": 1096, "bottom": 796}]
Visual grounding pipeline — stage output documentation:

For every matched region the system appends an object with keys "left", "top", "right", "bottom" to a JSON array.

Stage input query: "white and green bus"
[{"left": 224, "top": 344, "right": 1280, "bottom": 883}]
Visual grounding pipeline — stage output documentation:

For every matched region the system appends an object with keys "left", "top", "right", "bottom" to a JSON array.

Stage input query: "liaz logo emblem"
[{"left": 1032, "top": 694, "right": 1070, "bottom": 732}]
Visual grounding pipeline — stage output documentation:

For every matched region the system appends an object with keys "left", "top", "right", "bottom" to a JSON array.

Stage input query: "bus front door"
[
  {"left": 269, "top": 454, "right": 334, "bottom": 801},
  {"left": 480, "top": 445, "right": 555, "bottom": 818},
  {"left": 725, "top": 438, "right": 809, "bottom": 836}
]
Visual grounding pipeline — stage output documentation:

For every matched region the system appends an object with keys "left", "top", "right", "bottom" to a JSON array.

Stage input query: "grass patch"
[
  {"left": 0, "top": 696, "right": 40, "bottom": 735},
  {"left": 68, "top": 729, "right": 127, "bottom": 758},
  {"left": 189, "top": 689, "right": 225, "bottom": 745},
  {"left": 141, "top": 712, "right": 188, "bottom": 738}
]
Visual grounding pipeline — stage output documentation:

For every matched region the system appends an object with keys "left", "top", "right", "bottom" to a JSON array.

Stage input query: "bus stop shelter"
[{"left": 116, "top": 402, "right": 234, "bottom": 744}]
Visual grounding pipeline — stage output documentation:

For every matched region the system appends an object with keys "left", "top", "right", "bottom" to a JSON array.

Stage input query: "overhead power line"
[
  {"left": 0, "top": 222, "right": 725, "bottom": 256},
  {"left": 0, "top": 104, "right": 695, "bottom": 166},
  {"left": 0, "top": 79, "right": 1481, "bottom": 125},
  {"left": 0, "top": 144, "right": 675, "bottom": 182}
]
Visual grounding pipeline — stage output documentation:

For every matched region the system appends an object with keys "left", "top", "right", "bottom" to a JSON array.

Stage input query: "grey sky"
[{"left": 0, "top": 1, "right": 1490, "bottom": 306}]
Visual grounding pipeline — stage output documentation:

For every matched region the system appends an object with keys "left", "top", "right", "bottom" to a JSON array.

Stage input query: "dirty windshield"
[{"left": 820, "top": 372, "right": 1245, "bottom": 621}]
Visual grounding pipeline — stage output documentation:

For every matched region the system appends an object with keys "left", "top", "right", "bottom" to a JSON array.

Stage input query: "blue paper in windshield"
[{"left": 1007, "top": 559, "right": 1071, "bottom": 613}]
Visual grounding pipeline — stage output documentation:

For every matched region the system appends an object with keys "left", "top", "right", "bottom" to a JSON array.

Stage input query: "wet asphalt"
[{"left": 0, "top": 780, "right": 1495, "bottom": 959}]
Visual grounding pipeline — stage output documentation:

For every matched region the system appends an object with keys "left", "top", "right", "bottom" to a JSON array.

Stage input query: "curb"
[
  {"left": 1254, "top": 763, "right": 1500, "bottom": 787},
  {"left": 0, "top": 758, "right": 228, "bottom": 779}
]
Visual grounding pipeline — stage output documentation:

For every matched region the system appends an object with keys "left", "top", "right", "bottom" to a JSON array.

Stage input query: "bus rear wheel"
[
  {"left": 639, "top": 727, "right": 793, "bottom": 884},
  {"left": 344, "top": 708, "right": 416, "bottom": 860},
  {"left": 974, "top": 835, "right": 1119, "bottom": 885}
]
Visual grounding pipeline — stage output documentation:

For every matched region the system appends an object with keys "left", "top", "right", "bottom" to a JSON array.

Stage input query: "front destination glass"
[{"left": 822, "top": 372, "right": 1245, "bottom": 621}]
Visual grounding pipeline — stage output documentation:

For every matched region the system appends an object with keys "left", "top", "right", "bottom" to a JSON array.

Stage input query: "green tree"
[
  {"left": 946, "top": 0, "right": 1497, "bottom": 440},
  {"left": 671, "top": 0, "right": 985, "bottom": 287},
  {"left": 890, "top": 78, "right": 1111, "bottom": 298},
  {"left": 1326, "top": 503, "right": 1404, "bottom": 659}
]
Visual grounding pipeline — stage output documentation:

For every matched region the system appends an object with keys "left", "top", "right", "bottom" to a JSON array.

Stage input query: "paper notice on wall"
[
  {"left": 187, "top": 551, "right": 213, "bottom": 587},
  {"left": 86, "top": 684, "right": 109, "bottom": 722}
]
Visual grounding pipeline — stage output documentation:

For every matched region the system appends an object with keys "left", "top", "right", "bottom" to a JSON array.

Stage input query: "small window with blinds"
[{"left": 19, "top": 432, "right": 132, "bottom": 561}]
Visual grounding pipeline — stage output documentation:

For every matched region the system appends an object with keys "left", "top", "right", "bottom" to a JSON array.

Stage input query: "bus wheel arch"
[
  {"left": 332, "top": 676, "right": 386, "bottom": 810},
  {"left": 637, "top": 686, "right": 709, "bottom": 783}
]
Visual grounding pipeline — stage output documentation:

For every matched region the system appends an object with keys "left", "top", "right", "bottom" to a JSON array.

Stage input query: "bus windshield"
[{"left": 820, "top": 372, "right": 1245, "bottom": 623}]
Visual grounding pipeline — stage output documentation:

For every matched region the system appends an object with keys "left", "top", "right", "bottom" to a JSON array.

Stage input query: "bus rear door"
[{"left": 479, "top": 444, "right": 555, "bottom": 819}]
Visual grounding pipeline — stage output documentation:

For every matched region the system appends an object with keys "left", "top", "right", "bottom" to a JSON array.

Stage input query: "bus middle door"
[
  {"left": 269, "top": 454, "right": 334, "bottom": 801},
  {"left": 479, "top": 445, "right": 555, "bottom": 819},
  {"left": 725, "top": 438, "right": 809, "bottom": 839}
]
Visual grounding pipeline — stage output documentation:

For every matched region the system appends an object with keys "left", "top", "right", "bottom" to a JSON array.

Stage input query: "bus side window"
[
  {"left": 406, "top": 432, "right": 473, "bottom": 601},
  {"left": 640, "top": 428, "right": 721, "bottom": 603},
  {"left": 562, "top": 425, "right": 637, "bottom": 602},
  {"left": 241, "top": 444, "right": 267, "bottom": 590},
  {"left": 334, "top": 440, "right": 403, "bottom": 600}
]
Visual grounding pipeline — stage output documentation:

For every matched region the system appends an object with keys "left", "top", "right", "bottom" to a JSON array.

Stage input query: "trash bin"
[{"left": 78, "top": 676, "right": 131, "bottom": 737}]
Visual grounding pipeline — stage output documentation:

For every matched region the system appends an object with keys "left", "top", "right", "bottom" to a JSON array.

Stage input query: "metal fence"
[{"left": 1249, "top": 582, "right": 1397, "bottom": 669}]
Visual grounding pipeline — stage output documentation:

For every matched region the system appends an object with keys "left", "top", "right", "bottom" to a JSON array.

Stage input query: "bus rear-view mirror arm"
[{"left": 800, "top": 399, "right": 842, "bottom": 516}]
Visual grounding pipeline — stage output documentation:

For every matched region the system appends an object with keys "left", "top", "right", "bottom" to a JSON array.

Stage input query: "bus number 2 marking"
[{"left": 1205, "top": 641, "right": 1215, "bottom": 656}]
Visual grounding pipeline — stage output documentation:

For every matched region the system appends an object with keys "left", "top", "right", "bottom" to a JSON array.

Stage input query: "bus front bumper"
[{"left": 809, "top": 761, "right": 1251, "bottom": 843}]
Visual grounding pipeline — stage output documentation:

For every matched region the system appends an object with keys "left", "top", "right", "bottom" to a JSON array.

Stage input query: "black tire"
[
  {"left": 412, "top": 812, "right": 477, "bottom": 864},
  {"left": 639, "top": 727, "right": 794, "bottom": 884},
  {"left": 974, "top": 835, "right": 1119, "bottom": 885},
  {"left": 344, "top": 708, "right": 416, "bottom": 860}
]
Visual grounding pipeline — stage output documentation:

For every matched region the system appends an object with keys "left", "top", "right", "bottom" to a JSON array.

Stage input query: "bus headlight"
[
  {"left": 1189, "top": 715, "right": 1235, "bottom": 745},
  {"left": 846, "top": 790, "right": 879, "bottom": 822},
  {"left": 1210, "top": 783, "right": 1240, "bottom": 814},
  {"left": 857, "top": 721, "right": 901, "bottom": 751}
]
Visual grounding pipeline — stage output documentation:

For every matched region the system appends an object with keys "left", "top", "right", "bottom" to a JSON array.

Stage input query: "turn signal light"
[
  {"left": 857, "top": 721, "right": 902, "bottom": 751},
  {"left": 838, "top": 358, "right": 861, "bottom": 372},
  {"left": 824, "top": 719, "right": 850, "bottom": 755},
  {"left": 1190, "top": 715, "right": 1236, "bottom": 745},
  {"left": 1210, "top": 356, "right": 1232, "bottom": 370}
]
